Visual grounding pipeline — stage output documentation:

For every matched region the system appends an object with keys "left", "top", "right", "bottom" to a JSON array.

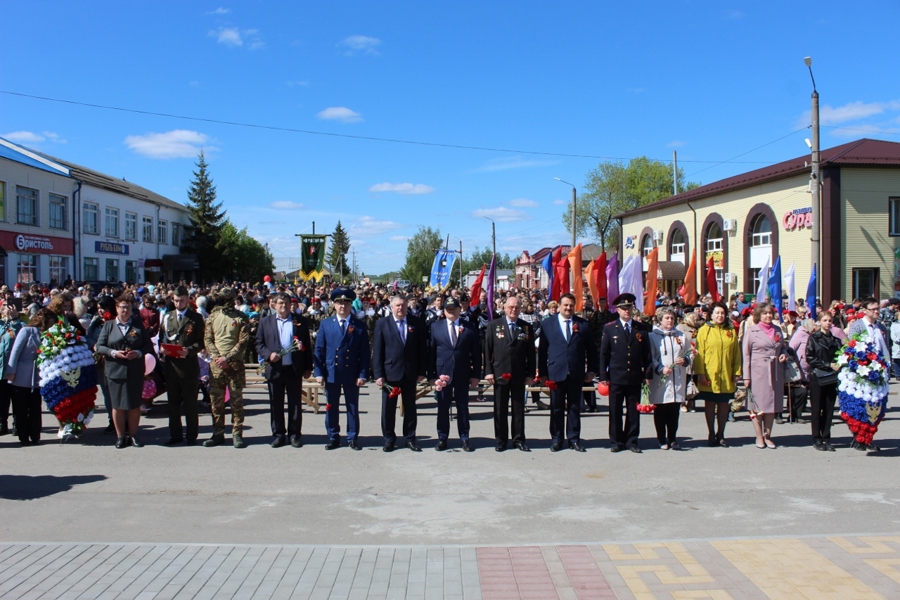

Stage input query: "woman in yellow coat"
[{"left": 694, "top": 301, "right": 742, "bottom": 447}]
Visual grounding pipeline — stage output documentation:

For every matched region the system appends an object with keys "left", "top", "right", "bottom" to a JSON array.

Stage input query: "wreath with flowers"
[
  {"left": 37, "top": 317, "right": 98, "bottom": 438},
  {"left": 836, "top": 333, "right": 890, "bottom": 446}
]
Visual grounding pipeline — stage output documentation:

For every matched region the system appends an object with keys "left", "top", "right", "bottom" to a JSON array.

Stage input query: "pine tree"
[
  {"left": 326, "top": 221, "right": 351, "bottom": 282},
  {"left": 182, "top": 150, "right": 226, "bottom": 281}
]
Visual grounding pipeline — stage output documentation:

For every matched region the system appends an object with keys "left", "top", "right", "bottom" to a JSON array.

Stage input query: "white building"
[{"left": 0, "top": 136, "right": 194, "bottom": 287}]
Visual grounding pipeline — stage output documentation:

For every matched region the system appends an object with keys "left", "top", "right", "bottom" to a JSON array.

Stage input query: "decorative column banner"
[
  {"left": 429, "top": 249, "right": 458, "bottom": 290},
  {"left": 300, "top": 235, "right": 327, "bottom": 281}
]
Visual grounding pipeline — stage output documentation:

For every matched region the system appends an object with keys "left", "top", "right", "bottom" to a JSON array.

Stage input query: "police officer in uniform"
[
  {"left": 598, "top": 293, "right": 652, "bottom": 453},
  {"left": 203, "top": 287, "right": 251, "bottom": 448},
  {"left": 314, "top": 288, "right": 370, "bottom": 450},
  {"left": 159, "top": 285, "right": 205, "bottom": 446}
]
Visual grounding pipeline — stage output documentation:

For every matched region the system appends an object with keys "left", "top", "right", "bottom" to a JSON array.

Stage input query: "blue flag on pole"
[
  {"left": 767, "top": 256, "right": 783, "bottom": 316},
  {"left": 429, "top": 250, "right": 457, "bottom": 290},
  {"left": 541, "top": 251, "right": 554, "bottom": 294},
  {"left": 806, "top": 263, "right": 817, "bottom": 320}
]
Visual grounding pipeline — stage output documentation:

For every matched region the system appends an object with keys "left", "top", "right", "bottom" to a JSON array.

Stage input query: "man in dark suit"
[
  {"left": 484, "top": 295, "right": 535, "bottom": 452},
  {"left": 598, "top": 293, "right": 653, "bottom": 453},
  {"left": 256, "top": 291, "right": 313, "bottom": 448},
  {"left": 372, "top": 294, "right": 427, "bottom": 452},
  {"left": 314, "top": 288, "right": 370, "bottom": 450},
  {"left": 429, "top": 296, "right": 481, "bottom": 451},
  {"left": 538, "top": 292, "right": 597, "bottom": 452},
  {"left": 159, "top": 286, "right": 206, "bottom": 446}
]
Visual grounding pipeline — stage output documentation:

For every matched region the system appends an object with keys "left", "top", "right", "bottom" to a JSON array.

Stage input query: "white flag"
[
  {"left": 619, "top": 255, "right": 634, "bottom": 296},
  {"left": 784, "top": 262, "right": 796, "bottom": 311},
  {"left": 755, "top": 255, "right": 771, "bottom": 302},
  {"left": 632, "top": 253, "right": 644, "bottom": 309}
]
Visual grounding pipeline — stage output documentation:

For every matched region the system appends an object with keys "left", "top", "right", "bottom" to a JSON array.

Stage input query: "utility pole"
[
  {"left": 673, "top": 151, "right": 679, "bottom": 195},
  {"left": 805, "top": 56, "right": 820, "bottom": 302},
  {"left": 459, "top": 239, "right": 463, "bottom": 288},
  {"left": 554, "top": 178, "right": 577, "bottom": 249}
]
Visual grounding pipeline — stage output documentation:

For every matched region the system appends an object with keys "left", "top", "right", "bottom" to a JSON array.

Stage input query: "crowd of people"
[{"left": 0, "top": 278, "right": 894, "bottom": 454}]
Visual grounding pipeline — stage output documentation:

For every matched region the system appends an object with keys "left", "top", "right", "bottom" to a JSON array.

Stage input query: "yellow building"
[{"left": 619, "top": 138, "right": 900, "bottom": 303}]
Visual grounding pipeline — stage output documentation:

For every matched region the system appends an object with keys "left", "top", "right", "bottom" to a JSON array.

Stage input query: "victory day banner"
[
  {"left": 429, "top": 249, "right": 458, "bottom": 290},
  {"left": 300, "top": 235, "right": 327, "bottom": 281}
]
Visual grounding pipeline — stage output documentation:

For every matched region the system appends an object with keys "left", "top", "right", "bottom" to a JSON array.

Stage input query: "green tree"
[
  {"left": 182, "top": 150, "right": 226, "bottom": 281},
  {"left": 326, "top": 221, "right": 351, "bottom": 282},
  {"left": 401, "top": 226, "right": 442, "bottom": 284},
  {"left": 563, "top": 156, "right": 699, "bottom": 251},
  {"left": 217, "top": 220, "right": 275, "bottom": 282}
]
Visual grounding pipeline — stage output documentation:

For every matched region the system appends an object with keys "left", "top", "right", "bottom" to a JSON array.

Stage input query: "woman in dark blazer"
[
  {"left": 805, "top": 311, "right": 843, "bottom": 451},
  {"left": 96, "top": 293, "right": 153, "bottom": 448}
]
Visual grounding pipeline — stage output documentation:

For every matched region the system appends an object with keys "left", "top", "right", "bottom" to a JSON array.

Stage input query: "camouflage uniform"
[{"left": 204, "top": 291, "right": 251, "bottom": 437}]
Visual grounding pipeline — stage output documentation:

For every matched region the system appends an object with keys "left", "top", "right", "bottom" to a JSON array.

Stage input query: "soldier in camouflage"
[{"left": 202, "top": 287, "right": 252, "bottom": 448}]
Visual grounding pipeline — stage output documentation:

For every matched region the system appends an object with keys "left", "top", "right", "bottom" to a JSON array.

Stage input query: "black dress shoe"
[
  {"left": 290, "top": 435, "right": 303, "bottom": 448},
  {"left": 406, "top": 441, "right": 422, "bottom": 452},
  {"left": 0, "top": 422, "right": 8, "bottom": 435},
  {"left": 708, "top": 435, "right": 718, "bottom": 447},
  {"left": 349, "top": 439, "right": 362, "bottom": 451},
  {"left": 115, "top": 436, "right": 128, "bottom": 449},
  {"left": 610, "top": 444, "right": 625, "bottom": 453},
  {"left": 185, "top": 439, "right": 197, "bottom": 446},
  {"left": 717, "top": 436, "right": 729, "bottom": 448},
  {"left": 383, "top": 442, "right": 395, "bottom": 452},
  {"left": 163, "top": 437, "right": 184, "bottom": 446},
  {"left": 435, "top": 440, "right": 448, "bottom": 451},
  {"left": 550, "top": 441, "right": 563, "bottom": 452},
  {"left": 628, "top": 445, "right": 642, "bottom": 454},
  {"left": 514, "top": 442, "right": 531, "bottom": 452},
  {"left": 534, "top": 400, "right": 550, "bottom": 410},
  {"left": 826, "top": 443, "right": 836, "bottom": 452},
  {"left": 495, "top": 442, "right": 507, "bottom": 452},
  {"left": 461, "top": 441, "right": 474, "bottom": 452},
  {"left": 569, "top": 441, "right": 586, "bottom": 452},
  {"left": 271, "top": 435, "right": 287, "bottom": 448},
  {"left": 814, "top": 441, "right": 827, "bottom": 451},
  {"left": 130, "top": 436, "right": 144, "bottom": 448},
  {"left": 203, "top": 435, "right": 225, "bottom": 447},
  {"left": 325, "top": 439, "right": 340, "bottom": 450}
]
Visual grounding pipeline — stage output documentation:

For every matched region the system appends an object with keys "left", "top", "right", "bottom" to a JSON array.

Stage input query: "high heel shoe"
[{"left": 115, "top": 436, "right": 128, "bottom": 449}]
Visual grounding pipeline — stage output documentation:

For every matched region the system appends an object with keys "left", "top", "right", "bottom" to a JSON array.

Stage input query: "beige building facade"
[{"left": 619, "top": 139, "right": 900, "bottom": 303}]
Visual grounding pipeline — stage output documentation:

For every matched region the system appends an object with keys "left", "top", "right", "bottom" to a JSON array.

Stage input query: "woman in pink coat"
[{"left": 742, "top": 302, "right": 788, "bottom": 449}]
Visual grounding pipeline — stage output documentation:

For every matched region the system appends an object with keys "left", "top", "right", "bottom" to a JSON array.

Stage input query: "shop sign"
[
  {"left": 783, "top": 207, "right": 813, "bottom": 231},
  {"left": 0, "top": 230, "right": 74, "bottom": 255},
  {"left": 16, "top": 234, "right": 54, "bottom": 252},
  {"left": 95, "top": 241, "right": 130, "bottom": 255}
]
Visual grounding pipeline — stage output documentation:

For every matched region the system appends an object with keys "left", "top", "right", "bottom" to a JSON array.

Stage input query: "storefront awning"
[{"left": 658, "top": 261, "right": 686, "bottom": 280}]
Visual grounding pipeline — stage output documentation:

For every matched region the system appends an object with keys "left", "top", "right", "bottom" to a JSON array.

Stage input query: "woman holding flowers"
[
  {"left": 648, "top": 307, "right": 690, "bottom": 450},
  {"left": 805, "top": 311, "right": 842, "bottom": 451},
  {"left": 694, "top": 302, "right": 741, "bottom": 447},
  {"left": 0, "top": 301, "right": 24, "bottom": 436},
  {"left": 6, "top": 309, "right": 55, "bottom": 445},
  {"left": 742, "top": 302, "right": 788, "bottom": 449}
]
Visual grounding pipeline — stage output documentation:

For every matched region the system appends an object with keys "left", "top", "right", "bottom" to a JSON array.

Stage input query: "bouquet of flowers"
[
  {"left": 37, "top": 317, "right": 98, "bottom": 438},
  {"left": 637, "top": 382, "right": 655, "bottom": 413},
  {"left": 381, "top": 382, "right": 402, "bottom": 398},
  {"left": 433, "top": 374, "right": 451, "bottom": 392},
  {"left": 836, "top": 333, "right": 890, "bottom": 446}
]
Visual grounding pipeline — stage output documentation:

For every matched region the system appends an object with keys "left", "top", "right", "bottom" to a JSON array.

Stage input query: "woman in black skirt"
[{"left": 805, "top": 311, "right": 843, "bottom": 451}]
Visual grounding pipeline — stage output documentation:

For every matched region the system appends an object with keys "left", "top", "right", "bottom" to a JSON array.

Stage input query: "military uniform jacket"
[
  {"left": 204, "top": 307, "right": 250, "bottom": 368},
  {"left": 159, "top": 308, "right": 205, "bottom": 376},
  {"left": 256, "top": 313, "right": 313, "bottom": 380},
  {"left": 484, "top": 317, "right": 535, "bottom": 385},
  {"left": 313, "top": 314, "right": 370, "bottom": 384},
  {"left": 598, "top": 319, "right": 653, "bottom": 386}
]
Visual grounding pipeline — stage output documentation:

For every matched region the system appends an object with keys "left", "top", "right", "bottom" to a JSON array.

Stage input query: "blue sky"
[{"left": 2, "top": 1, "right": 899, "bottom": 276}]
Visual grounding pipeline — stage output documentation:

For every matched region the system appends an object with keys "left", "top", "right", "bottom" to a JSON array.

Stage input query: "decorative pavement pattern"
[{"left": 3, "top": 535, "right": 900, "bottom": 599}]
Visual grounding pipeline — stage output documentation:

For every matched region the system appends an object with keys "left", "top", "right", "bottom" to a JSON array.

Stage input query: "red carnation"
[
  {"left": 848, "top": 340, "right": 857, "bottom": 348},
  {"left": 501, "top": 373, "right": 512, "bottom": 381},
  {"left": 546, "top": 380, "right": 558, "bottom": 390},
  {"left": 389, "top": 386, "right": 401, "bottom": 398}
]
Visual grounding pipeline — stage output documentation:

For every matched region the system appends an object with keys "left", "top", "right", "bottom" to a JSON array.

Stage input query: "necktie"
[
  {"left": 340, "top": 319, "right": 346, "bottom": 335},
  {"left": 178, "top": 312, "right": 183, "bottom": 324},
  {"left": 398, "top": 320, "right": 406, "bottom": 343},
  {"left": 450, "top": 321, "right": 458, "bottom": 346},
  {"left": 626, "top": 322, "right": 631, "bottom": 335},
  {"left": 565, "top": 319, "right": 571, "bottom": 342},
  {"left": 509, "top": 322, "right": 515, "bottom": 337}
]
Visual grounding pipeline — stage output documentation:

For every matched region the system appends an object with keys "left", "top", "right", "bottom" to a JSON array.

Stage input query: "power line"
[{"left": 1, "top": 89, "right": 777, "bottom": 165}]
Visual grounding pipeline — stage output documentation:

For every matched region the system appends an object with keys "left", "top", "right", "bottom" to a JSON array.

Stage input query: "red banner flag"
[
  {"left": 469, "top": 264, "right": 486, "bottom": 306},
  {"left": 567, "top": 244, "right": 583, "bottom": 312},
  {"left": 705, "top": 255, "right": 721, "bottom": 303},
  {"left": 682, "top": 251, "right": 697, "bottom": 305},
  {"left": 644, "top": 247, "right": 659, "bottom": 316}
]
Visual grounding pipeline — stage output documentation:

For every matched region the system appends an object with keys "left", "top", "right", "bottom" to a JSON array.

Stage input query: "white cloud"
[
  {"left": 509, "top": 198, "right": 538, "bottom": 208},
  {"left": 471, "top": 207, "right": 529, "bottom": 223},
  {"left": 2, "top": 131, "right": 65, "bottom": 145},
  {"left": 340, "top": 35, "right": 381, "bottom": 55},
  {"left": 369, "top": 182, "right": 434, "bottom": 195},
  {"left": 552, "top": 199, "right": 567, "bottom": 206},
  {"left": 207, "top": 7, "right": 231, "bottom": 15},
  {"left": 666, "top": 140, "right": 686, "bottom": 148},
  {"left": 389, "top": 235, "right": 408, "bottom": 242},
  {"left": 348, "top": 216, "right": 403, "bottom": 238},
  {"left": 124, "top": 130, "right": 214, "bottom": 159},
  {"left": 210, "top": 27, "right": 263, "bottom": 49},
  {"left": 726, "top": 9, "right": 745, "bottom": 19},
  {"left": 316, "top": 106, "right": 363, "bottom": 123},
  {"left": 287, "top": 80, "right": 309, "bottom": 87},
  {"left": 268, "top": 201, "right": 305, "bottom": 210},
  {"left": 796, "top": 99, "right": 900, "bottom": 128},
  {"left": 474, "top": 156, "right": 560, "bottom": 172}
]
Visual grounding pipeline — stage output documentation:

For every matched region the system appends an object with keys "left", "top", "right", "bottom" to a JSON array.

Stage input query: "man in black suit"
[
  {"left": 372, "top": 294, "right": 427, "bottom": 452},
  {"left": 538, "top": 292, "right": 597, "bottom": 452},
  {"left": 159, "top": 285, "right": 206, "bottom": 446},
  {"left": 256, "top": 292, "right": 313, "bottom": 448},
  {"left": 598, "top": 293, "right": 653, "bottom": 453},
  {"left": 484, "top": 296, "right": 535, "bottom": 452},
  {"left": 428, "top": 296, "right": 481, "bottom": 451}
]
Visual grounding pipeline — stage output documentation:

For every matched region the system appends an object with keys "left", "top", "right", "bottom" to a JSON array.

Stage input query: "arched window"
[
  {"left": 641, "top": 234, "right": 654, "bottom": 257},
  {"left": 670, "top": 228, "right": 686, "bottom": 263},
  {"left": 743, "top": 205, "right": 779, "bottom": 295},
  {"left": 705, "top": 222, "right": 723, "bottom": 293}
]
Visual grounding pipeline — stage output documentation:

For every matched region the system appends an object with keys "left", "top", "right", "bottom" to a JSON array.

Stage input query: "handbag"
[
  {"left": 685, "top": 378, "right": 699, "bottom": 400},
  {"left": 813, "top": 367, "right": 839, "bottom": 386},
  {"left": 783, "top": 360, "right": 802, "bottom": 383}
]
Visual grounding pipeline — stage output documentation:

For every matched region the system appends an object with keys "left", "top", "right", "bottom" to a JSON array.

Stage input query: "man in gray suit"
[{"left": 849, "top": 297, "right": 891, "bottom": 360}]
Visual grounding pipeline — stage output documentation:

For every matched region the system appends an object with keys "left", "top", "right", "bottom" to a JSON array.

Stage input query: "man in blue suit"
[
  {"left": 429, "top": 296, "right": 481, "bottom": 451},
  {"left": 314, "top": 288, "right": 370, "bottom": 450},
  {"left": 538, "top": 293, "right": 597, "bottom": 452},
  {"left": 372, "top": 294, "right": 427, "bottom": 452}
]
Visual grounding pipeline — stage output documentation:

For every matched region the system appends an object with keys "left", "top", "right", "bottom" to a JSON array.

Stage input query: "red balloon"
[
  {"left": 264, "top": 275, "right": 271, "bottom": 282},
  {"left": 596, "top": 381, "right": 610, "bottom": 397}
]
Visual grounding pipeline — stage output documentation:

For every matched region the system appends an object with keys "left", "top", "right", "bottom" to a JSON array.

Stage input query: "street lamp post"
[
  {"left": 554, "top": 178, "right": 577, "bottom": 250},
  {"left": 805, "top": 56, "right": 820, "bottom": 300}
]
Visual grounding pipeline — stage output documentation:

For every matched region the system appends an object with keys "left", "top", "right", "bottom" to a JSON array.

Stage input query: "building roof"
[
  {"left": 37, "top": 150, "right": 189, "bottom": 214},
  {"left": 0, "top": 137, "right": 70, "bottom": 177},
  {"left": 620, "top": 138, "right": 900, "bottom": 218}
]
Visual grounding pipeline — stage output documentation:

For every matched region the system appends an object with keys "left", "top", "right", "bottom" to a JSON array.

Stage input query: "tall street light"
[
  {"left": 554, "top": 177, "right": 577, "bottom": 250},
  {"left": 805, "top": 56, "right": 820, "bottom": 299}
]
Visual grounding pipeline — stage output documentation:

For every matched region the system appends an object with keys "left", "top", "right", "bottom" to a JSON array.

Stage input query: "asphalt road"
[{"left": 3, "top": 382, "right": 899, "bottom": 545}]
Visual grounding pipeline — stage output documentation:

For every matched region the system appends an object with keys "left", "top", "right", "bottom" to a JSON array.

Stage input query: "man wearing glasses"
[{"left": 849, "top": 297, "right": 891, "bottom": 361}]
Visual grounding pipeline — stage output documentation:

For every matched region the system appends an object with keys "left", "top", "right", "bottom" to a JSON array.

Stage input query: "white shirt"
[{"left": 557, "top": 314, "right": 573, "bottom": 339}]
